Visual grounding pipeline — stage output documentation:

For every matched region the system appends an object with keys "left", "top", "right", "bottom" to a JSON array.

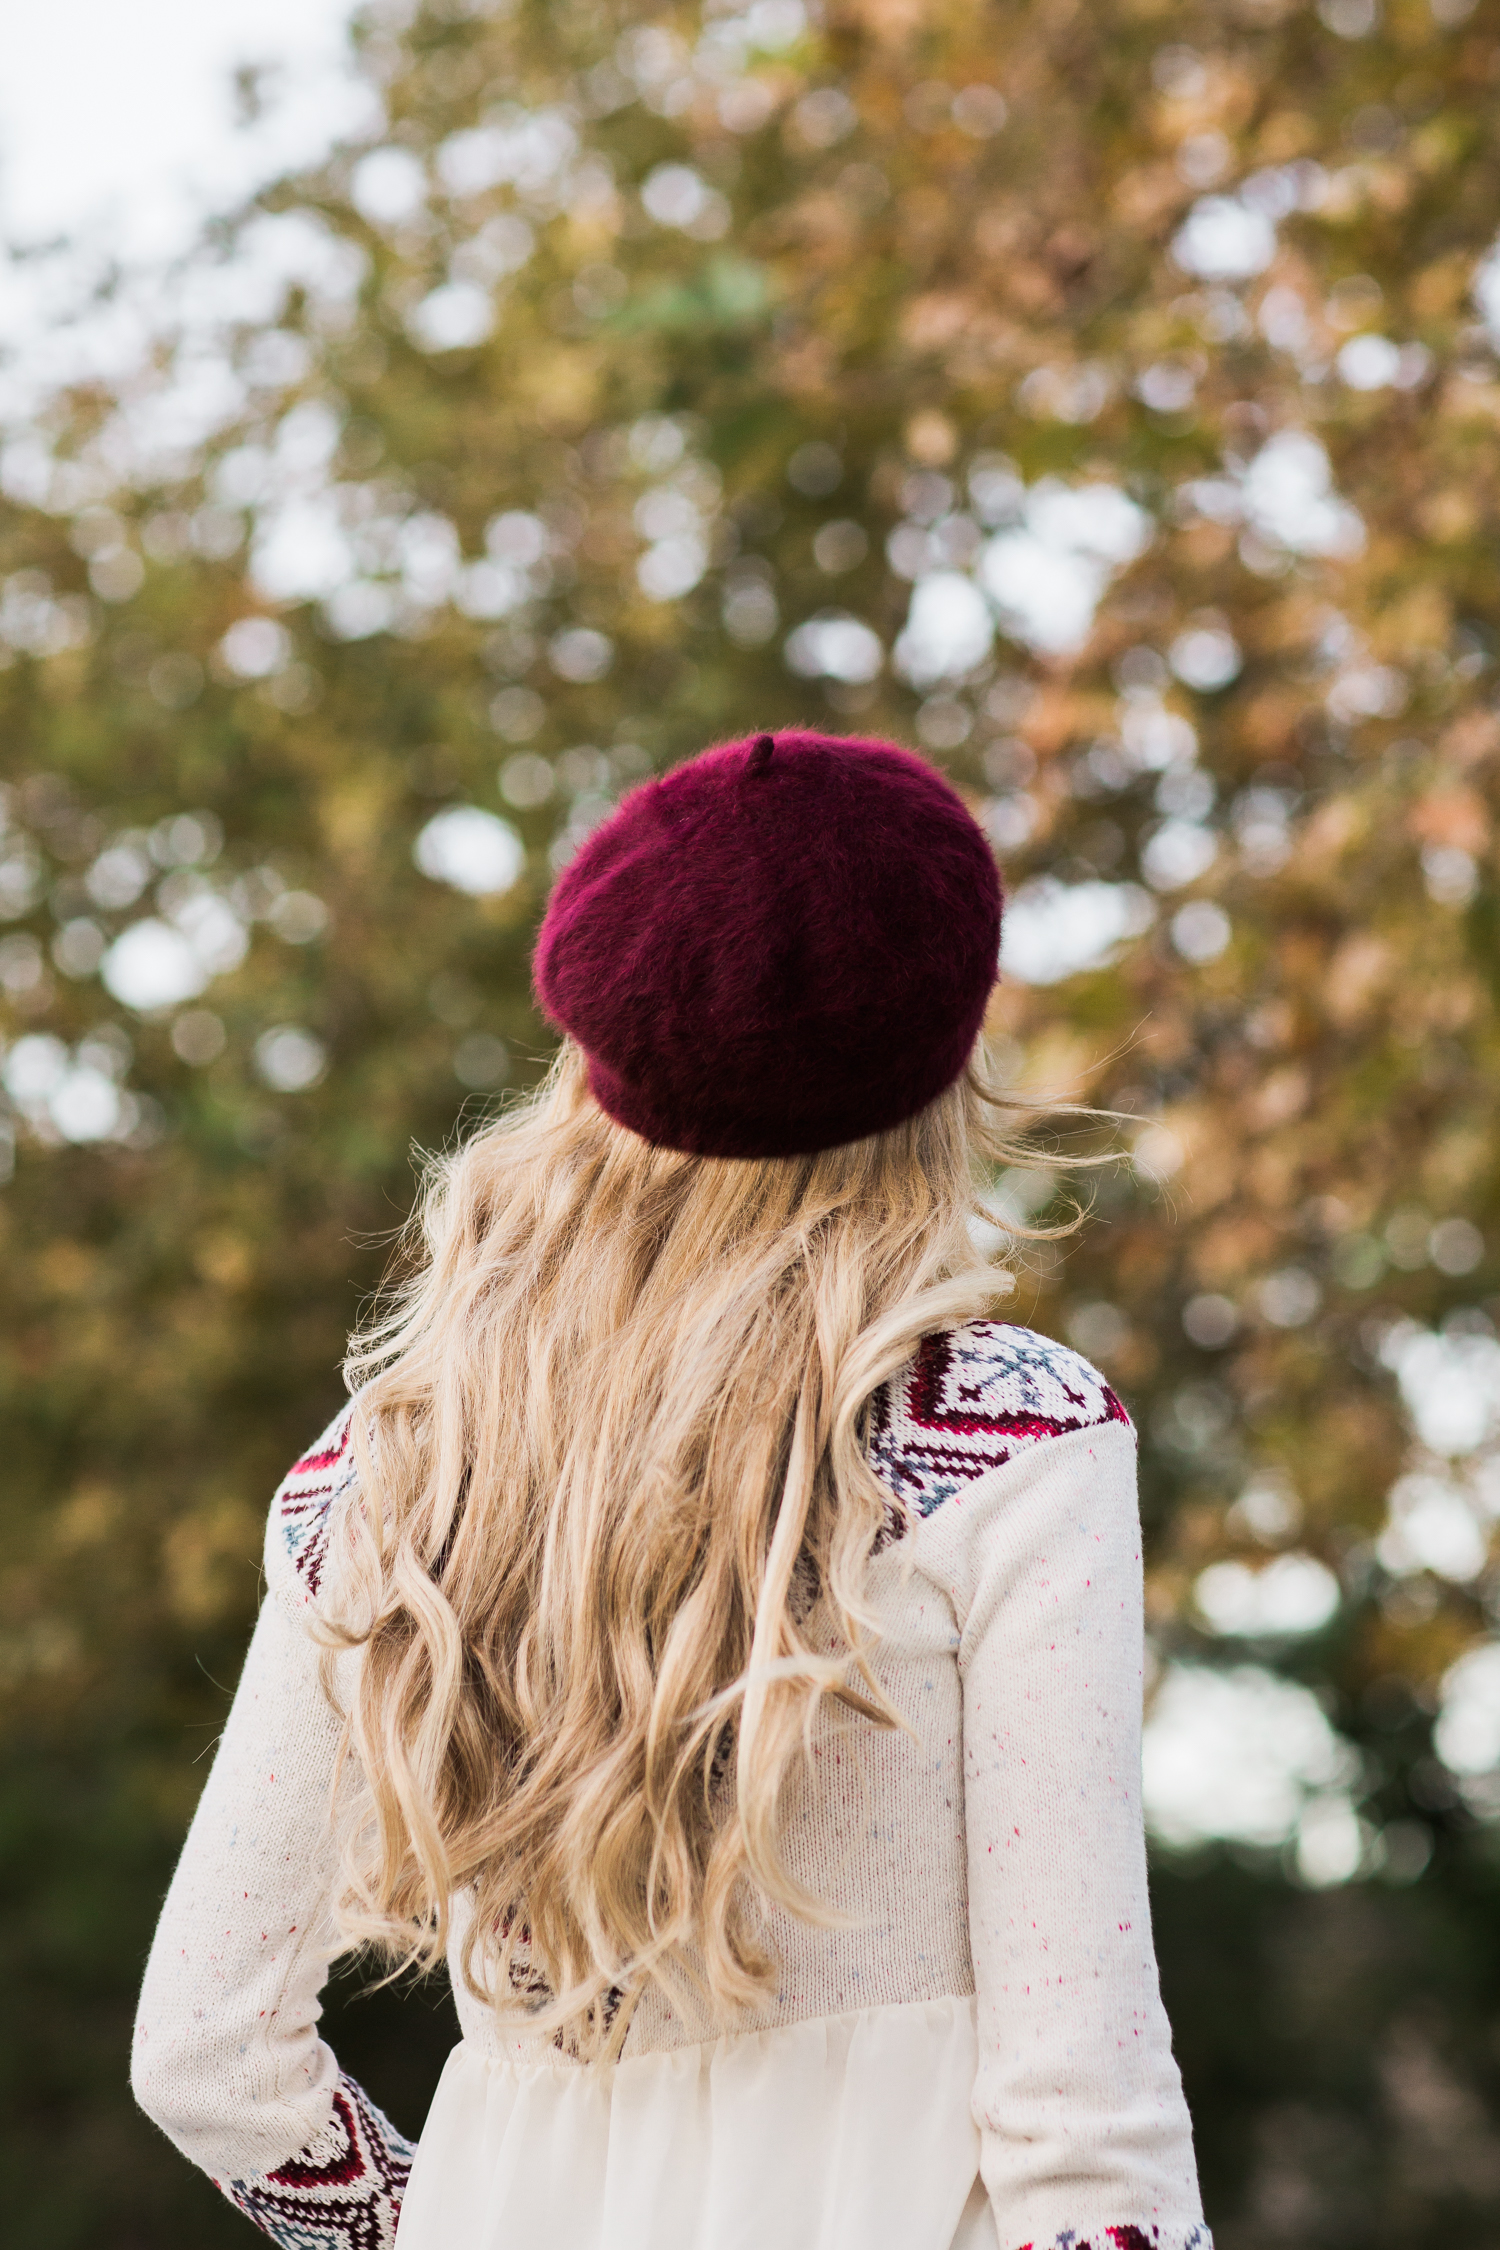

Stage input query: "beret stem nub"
[{"left": 746, "top": 732, "right": 775, "bottom": 777}]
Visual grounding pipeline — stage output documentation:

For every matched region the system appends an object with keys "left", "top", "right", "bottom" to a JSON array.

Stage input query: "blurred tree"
[{"left": 6, "top": 0, "right": 1500, "bottom": 2242}]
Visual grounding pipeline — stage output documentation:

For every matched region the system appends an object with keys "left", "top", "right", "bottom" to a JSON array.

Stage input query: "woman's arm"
[
  {"left": 900, "top": 1335, "right": 1210, "bottom": 2250},
  {"left": 132, "top": 1410, "right": 416, "bottom": 2246}
]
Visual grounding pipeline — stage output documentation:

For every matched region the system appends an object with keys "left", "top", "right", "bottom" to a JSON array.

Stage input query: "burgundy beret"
[{"left": 533, "top": 729, "right": 1003, "bottom": 1158}]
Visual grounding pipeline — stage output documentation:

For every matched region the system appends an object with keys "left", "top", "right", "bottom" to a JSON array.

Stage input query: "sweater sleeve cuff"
[{"left": 218, "top": 2072, "right": 415, "bottom": 2249}]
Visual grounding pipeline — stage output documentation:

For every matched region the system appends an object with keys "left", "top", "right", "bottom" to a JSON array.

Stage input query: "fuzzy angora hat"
[{"left": 532, "top": 728, "right": 1003, "bottom": 1159}]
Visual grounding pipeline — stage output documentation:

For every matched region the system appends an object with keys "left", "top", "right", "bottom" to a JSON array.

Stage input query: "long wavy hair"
[{"left": 322, "top": 1036, "right": 1061, "bottom": 2058}]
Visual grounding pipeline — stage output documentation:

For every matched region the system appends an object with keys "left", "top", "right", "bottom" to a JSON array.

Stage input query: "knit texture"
[
  {"left": 533, "top": 730, "right": 1003, "bottom": 1157},
  {"left": 222, "top": 2073, "right": 413, "bottom": 2247},
  {"left": 134, "top": 1324, "right": 1211, "bottom": 2250},
  {"left": 275, "top": 1405, "right": 358, "bottom": 1604},
  {"left": 870, "top": 1321, "right": 1131, "bottom": 1535}
]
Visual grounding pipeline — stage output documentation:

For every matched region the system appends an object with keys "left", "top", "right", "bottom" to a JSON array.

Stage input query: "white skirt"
[{"left": 397, "top": 1993, "right": 996, "bottom": 2250}]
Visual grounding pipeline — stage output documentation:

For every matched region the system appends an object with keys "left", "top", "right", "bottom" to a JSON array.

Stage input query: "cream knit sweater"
[{"left": 132, "top": 1320, "right": 1211, "bottom": 2250}]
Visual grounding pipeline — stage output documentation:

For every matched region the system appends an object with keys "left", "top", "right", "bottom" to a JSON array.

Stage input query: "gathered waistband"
[{"left": 397, "top": 1990, "right": 985, "bottom": 2250}]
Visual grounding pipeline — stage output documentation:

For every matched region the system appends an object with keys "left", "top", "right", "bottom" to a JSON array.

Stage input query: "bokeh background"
[{"left": 6, "top": 0, "right": 1500, "bottom": 2242}]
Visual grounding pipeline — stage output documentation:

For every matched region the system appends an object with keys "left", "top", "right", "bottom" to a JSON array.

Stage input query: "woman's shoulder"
[
  {"left": 264, "top": 1399, "right": 359, "bottom": 1609},
  {"left": 869, "top": 1318, "right": 1131, "bottom": 1526}
]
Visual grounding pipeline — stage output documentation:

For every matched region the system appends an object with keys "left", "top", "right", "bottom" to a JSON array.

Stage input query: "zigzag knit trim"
[
  {"left": 220, "top": 2072, "right": 414, "bottom": 2249},
  {"left": 869, "top": 1320, "right": 1130, "bottom": 1539}
]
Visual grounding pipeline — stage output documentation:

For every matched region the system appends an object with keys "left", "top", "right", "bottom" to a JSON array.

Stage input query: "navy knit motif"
[
  {"left": 869, "top": 1321, "right": 1129, "bottom": 1539},
  {"left": 221, "top": 2072, "right": 414, "bottom": 2248}
]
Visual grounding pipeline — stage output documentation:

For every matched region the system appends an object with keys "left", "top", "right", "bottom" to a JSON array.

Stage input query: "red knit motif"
[
  {"left": 221, "top": 2073, "right": 414, "bottom": 2248},
  {"left": 869, "top": 1321, "right": 1130, "bottom": 1546},
  {"left": 273, "top": 1404, "right": 357, "bottom": 1601}
]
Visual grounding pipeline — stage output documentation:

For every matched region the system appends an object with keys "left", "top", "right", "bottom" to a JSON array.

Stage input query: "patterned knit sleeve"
[
  {"left": 132, "top": 1407, "right": 417, "bottom": 2247},
  {"left": 887, "top": 1323, "right": 1211, "bottom": 2250}
]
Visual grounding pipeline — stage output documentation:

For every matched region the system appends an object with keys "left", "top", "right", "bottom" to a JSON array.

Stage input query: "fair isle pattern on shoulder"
[
  {"left": 273, "top": 1404, "right": 358, "bottom": 1603},
  {"left": 220, "top": 2071, "right": 414, "bottom": 2249},
  {"left": 869, "top": 1321, "right": 1130, "bottom": 1532}
]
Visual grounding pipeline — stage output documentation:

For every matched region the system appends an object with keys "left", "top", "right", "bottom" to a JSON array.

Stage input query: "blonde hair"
[{"left": 324, "top": 1037, "right": 1055, "bottom": 2057}]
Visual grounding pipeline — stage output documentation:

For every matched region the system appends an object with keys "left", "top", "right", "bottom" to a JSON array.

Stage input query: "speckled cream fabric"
[{"left": 132, "top": 1323, "right": 1211, "bottom": 2250}]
